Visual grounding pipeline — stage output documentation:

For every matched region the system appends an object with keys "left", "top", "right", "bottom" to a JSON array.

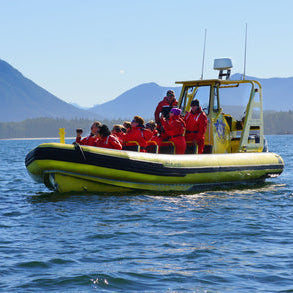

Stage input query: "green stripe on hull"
[{"left": 25, "top": 143, "right": 284, "bottom": 193}]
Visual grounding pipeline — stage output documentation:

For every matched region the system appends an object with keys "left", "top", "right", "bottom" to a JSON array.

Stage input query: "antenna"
[
  {"left": 243, "top": 23, "right": 248, "bottom": 80},
  {"left": 200, "top": 29, "right": 207, "bottom": 80}
]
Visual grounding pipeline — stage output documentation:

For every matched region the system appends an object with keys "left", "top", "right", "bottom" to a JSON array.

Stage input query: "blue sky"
[{"left": 0, "top": 0, "right": 292, "bottom": 107}]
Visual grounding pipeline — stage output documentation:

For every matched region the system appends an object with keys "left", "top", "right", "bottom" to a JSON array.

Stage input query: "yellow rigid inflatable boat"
[
  {"left": 25, "top": 58, "right": 284, "bottom": 193},
  {"left": 25, "top": 143, "right": 283, "bottom": 193}
]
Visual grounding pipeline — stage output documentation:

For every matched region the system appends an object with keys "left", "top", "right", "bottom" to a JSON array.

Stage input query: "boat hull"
[{"left": 25, "top": 143, "right": 284, "bottom": 193}]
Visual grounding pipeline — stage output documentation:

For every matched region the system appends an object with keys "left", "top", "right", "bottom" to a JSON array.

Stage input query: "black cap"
[
  {"left": 166, "top": 90, "right": 175, "bottom": 97},
  {"left": 191, "top": 99, "right": 199, "bottom": 107}
]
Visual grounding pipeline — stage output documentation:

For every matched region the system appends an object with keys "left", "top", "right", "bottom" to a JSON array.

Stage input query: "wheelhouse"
[{"left": 176, "top": 60, "right": 264, "bottom": 154}]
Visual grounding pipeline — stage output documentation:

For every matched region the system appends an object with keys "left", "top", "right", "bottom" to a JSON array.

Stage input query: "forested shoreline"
[
  {"left": 0, "top": 111, "right": 293, "bottom": 139},
  {"left": 263, "top": 111, "right": 293, "bottom": 134},
  {"left": 0, "top": 117, "right": 130, "bottom": 139}
]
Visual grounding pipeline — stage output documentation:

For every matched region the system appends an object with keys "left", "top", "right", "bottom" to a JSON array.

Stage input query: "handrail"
[
  {"left": 146, "top": 141, "right": 159, "bottom": 153},
  {"left": 160, "top": 141, "right": 176, "bottom": 154},
  {"left": 123, "top": 140, "right": 141, "bottom": 152}
]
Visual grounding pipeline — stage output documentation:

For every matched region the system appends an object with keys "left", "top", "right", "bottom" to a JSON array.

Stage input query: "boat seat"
[
  {"left": 123, "top": 141, "right": 140, "bottom": 152},
  {"left": 203, "top": 145, "right": 212, "bottom": 154},
  {"left": 185, "top": 141, "right": 198, "bottom": 154},
  {"left": 235, "top": 120, "right": 243, "bottom": 130},
  {"left": 146, "top": 141, "right": 158, "bottom": 153},
  {"left": 159, "top": 141, "right": 176, "bottom": 154}
]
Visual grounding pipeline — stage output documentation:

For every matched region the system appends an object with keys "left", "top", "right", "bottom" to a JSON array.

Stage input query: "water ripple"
[{"left": 1, "top": 136, "right": 293, "bottom": 292}]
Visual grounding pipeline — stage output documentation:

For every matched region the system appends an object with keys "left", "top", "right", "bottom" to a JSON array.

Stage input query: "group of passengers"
[{"left": 75, "top": 90, "right": 207, "bottom": 154}]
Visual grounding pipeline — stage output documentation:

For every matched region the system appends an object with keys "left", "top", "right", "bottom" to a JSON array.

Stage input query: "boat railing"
[
  {"left": 122, "top": 141, "right": 141, "bottom": 152},
  {"left": 159, "top": 141, "right": 176, "bottom": 154},
  {"left": 238, "top": 80, "right": 264, "bottom": 152},
  {"left": 146, "top": 141, "right": 159, "bottom": 153},
  {"left": 185, "top": 141, "right": 198, "bottom": 154}
]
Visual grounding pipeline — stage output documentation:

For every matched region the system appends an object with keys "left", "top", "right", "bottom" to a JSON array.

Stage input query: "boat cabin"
[{"left": 176, "top": 58, "right": 264, "bottom": 154}]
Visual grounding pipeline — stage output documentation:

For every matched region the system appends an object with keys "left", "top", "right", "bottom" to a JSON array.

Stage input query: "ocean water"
[{"left": 0, "top": 135, "right": 292, "bottom": 292}]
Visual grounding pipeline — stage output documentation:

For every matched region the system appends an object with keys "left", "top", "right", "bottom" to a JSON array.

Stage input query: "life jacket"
[
  {"left": 95, "top": 134, "right": 122, "bottom": 150},
  {"left": 111, "top": 131, "right": 125, "bottom": 144},
  {"left": 144, "top": 128, "right": 154, "bottom": 141},
  {"left": 123, "top": 125, "right": 147, "bottom": 152},
  {"left": 161, "top": 116, "right": 186, "bottom": 154},
  {"left": 76, "top": 134, "right": 97, "bottom": 146},
  {"left": 154, "top": 96, "right": 178, "bottom": 123},
  {"left": 162, "top": 116, "right": 186, "bottom": 137},
  {"left": 184, "top": 107, "right": 207, "bottom": 141}
]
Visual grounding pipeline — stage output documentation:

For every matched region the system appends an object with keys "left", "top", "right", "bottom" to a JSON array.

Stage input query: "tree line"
[
  {"left": 0, "top": 117, "right": 127, "bottom": 139},
  {"left": 263, "top": 110, "right": 293, "bottom": 134},
  {"left": 0, "top": 111, "right": 293, "bottom": 139}
]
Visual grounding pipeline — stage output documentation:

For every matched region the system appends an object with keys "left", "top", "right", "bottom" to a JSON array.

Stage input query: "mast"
[
  {"left": 200, "top": 29, "right": 207, "bottom": 80},
  {"left": 243, "top": 23, "right": 248, "bottom": 80}
]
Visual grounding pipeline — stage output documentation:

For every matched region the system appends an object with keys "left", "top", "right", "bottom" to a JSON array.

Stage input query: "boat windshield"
[
  {"left": 195, "top": 86, "right": 210, "bottom": 114},
  {"left": 219, "top": 82, "right": 253, "bottom": 120},
  {"left": 180, "top": 85, "right": 211, "bottom": 115}
]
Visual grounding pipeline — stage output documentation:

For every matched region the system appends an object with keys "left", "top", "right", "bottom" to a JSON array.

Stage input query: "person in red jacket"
[
  {"left": 123, "top": 115, "right": 147, "bottom": 152},
  {"left": 111, "top": 124, "right": 125, "bottom": 144},
  {"left": 123, "top": 121, "right": 131, "bottom": 133},
  {"left": 75, "top": 121, "right": 101, "bottom": 146},
  {"left": 161, "top": 108, "right": 186, "bottom": 154},
  {"left": 154, "top": 90, "right": 178, "bottom": 124},
  {"left": 184, "top": 99, "right": 207, "bottom": 154},
  {"left": 95, "top": 124, "right": 122, "bottom": 150},
  {"left": 144, "top": 120, "right": 158, "bottom": 141}
]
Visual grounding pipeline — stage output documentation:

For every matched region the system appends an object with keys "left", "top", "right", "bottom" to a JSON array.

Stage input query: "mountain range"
[
  {"left": 0, "top": 59, "right": 292, "bottom": 123},
  {"left": 0, "top": 59, "right": 97, "bottom": 122}
]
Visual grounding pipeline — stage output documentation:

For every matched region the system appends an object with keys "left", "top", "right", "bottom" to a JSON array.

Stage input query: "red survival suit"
[
  {"left": 123, "top": 125, "right": 147, "bottom": 152},
  {"left": 154, "top": 96, "right": 178, "bottom": 123},
  {"left": 161, "top": 116, "right": 186, "bottom": 154},
  {"left": 184, "top": 107, "right": 207, "bottom": 154},
  {"left": 111, "top": 131, "right": 125, "bottom": 144},
  {"left": 143, "top": 128, "right": 157, "bottom": 142},
  {"left": 95, "top": 134, "right": 122, "bottom": 150},
  {"left": 76, "top": 135, "right": 97, "bottom": 146}
]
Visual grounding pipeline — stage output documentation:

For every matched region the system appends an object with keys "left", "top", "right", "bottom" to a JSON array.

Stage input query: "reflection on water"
[{"left": 26, "top": 181, "right": 287, "bottom": 209}]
